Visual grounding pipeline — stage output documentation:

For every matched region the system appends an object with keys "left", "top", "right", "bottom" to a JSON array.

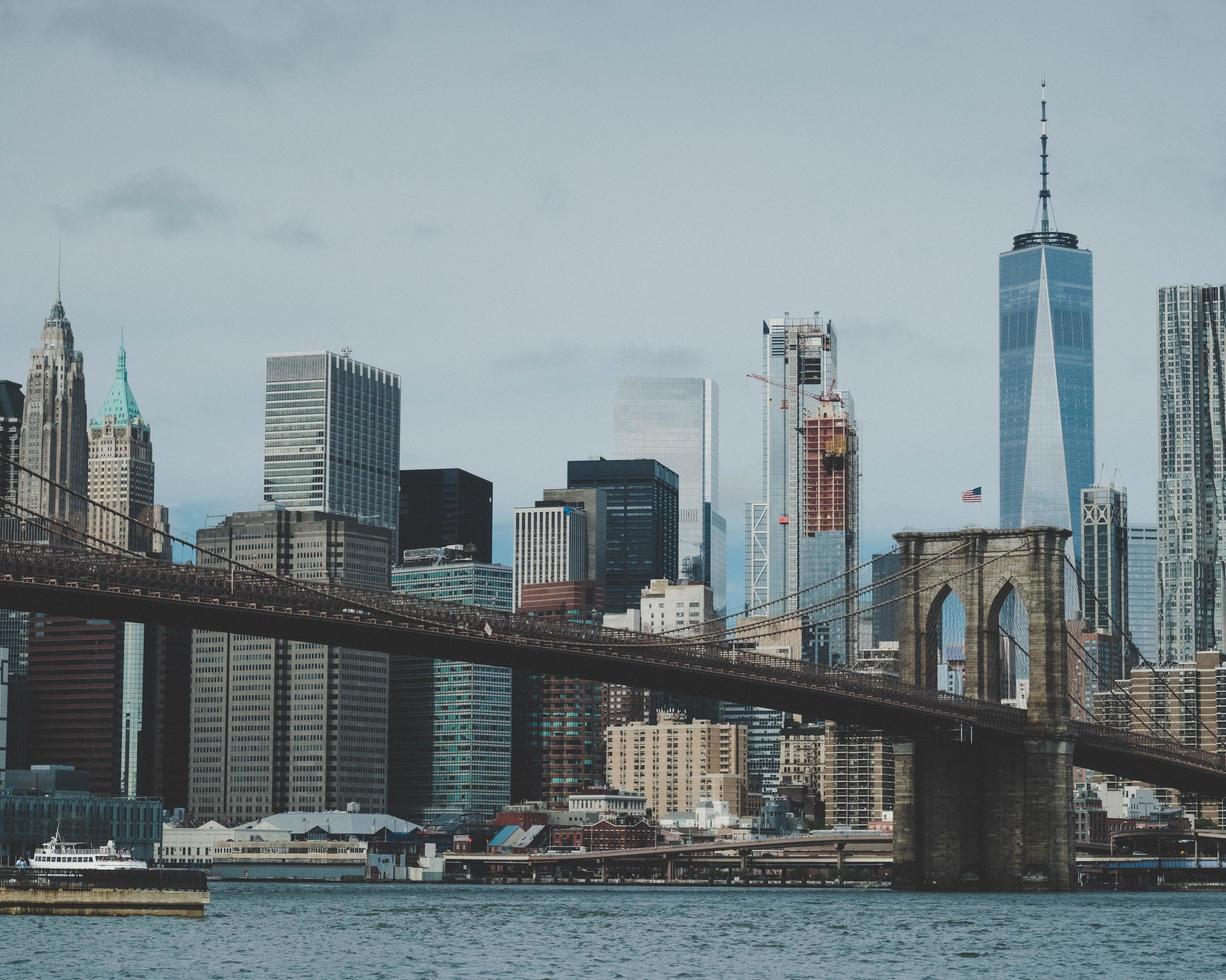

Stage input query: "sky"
[{"left": 2, "top": 1, "right": 1225, "bottom": 612}]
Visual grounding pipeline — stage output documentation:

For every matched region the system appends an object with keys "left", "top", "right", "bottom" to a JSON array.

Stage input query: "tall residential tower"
[
  {"left": 999, "top": 83, "right": 1094, "bottom": 548},
  {"left": 1157, "top": 285, "right": 1226, "bottom": 662}
]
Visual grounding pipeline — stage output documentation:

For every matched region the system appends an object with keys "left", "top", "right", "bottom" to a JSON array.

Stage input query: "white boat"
[{"left": 30, "top": 831, "right": 147, "bottom": 871}]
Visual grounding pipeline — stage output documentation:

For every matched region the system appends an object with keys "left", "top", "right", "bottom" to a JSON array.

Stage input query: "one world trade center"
[{"left": 999, "top": 81, "right": 1093, "bottom": 555}]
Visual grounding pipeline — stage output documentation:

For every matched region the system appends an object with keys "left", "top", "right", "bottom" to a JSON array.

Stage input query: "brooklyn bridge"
[{"left": 1, "top": 459, "right": 1225, "bottom": 890}]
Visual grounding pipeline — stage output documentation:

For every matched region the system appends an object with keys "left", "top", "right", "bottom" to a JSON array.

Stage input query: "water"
[{"left": 3, "top": 884, "right": 1224, "bottom": 978}]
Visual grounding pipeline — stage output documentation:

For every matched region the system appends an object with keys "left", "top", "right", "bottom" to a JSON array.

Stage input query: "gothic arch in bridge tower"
[
  {"left": 923, "top": 585, "right": 967, "bottom": 695},
  {"left": 985, "top": 578, "right": 1030, "bottom": 706}
]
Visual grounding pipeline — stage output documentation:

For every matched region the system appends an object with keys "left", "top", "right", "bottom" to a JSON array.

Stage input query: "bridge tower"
[{"left": 892, "top": 526, "right": 1074, "bottom": 891}]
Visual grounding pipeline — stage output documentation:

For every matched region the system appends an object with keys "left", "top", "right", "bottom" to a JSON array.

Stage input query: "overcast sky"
[{"left": 3, "top": 1, "right": 1225, "bottom": 609}]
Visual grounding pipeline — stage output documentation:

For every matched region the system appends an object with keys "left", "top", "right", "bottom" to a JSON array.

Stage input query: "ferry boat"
[{"left": 29, "top": 831, "right": 147, "bottom": 871}]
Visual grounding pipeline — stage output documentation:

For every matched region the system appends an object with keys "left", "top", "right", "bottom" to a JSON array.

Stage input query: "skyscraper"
[
  {"left": 511, "top": 500, "right": 590, "bottom": 611},
  {"left": 614, "top": 378, "right": 726, "bottom": 613},
  {"left": 398, "top": 468, "right": 494, "bottom": 563},
  {"left": 1127, "top": 524, "right": 1158, "bottom": 664},
  {"left": 1080, "top": 485, "right": 1128, "bottom": 634},
  {"left": 1157, "top": 284, "right": 1226, "bottom": 662},
  {"left": 189, "top": 509, "right": 393, "bottom": 823},
  {"left": 999, "top": 83, "right": 1094, "bottom": 547},
  {"left": 389, "top": 547, "right": 513, "bottom": 822},
  {"left": 17, "top": 295, "right": 88, "bottom": 542},
  {"left": 263, "top": 351, "right": 401, "bottom": 533},
  {"left": 566, "top": 458, "right": 679, "bottom": 616},
  {"left": 747, "top": 316, "right": 859, "bottom": 666},
  {"left": 0, "top": 381, "right": 28, "bottom": 678}
]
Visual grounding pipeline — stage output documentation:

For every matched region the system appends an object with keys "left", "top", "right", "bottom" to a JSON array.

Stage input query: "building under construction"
[{"left": 746, "top": 316, "right": 860, "bottom": 667}]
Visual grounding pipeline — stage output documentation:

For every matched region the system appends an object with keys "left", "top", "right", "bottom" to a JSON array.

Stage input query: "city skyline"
[{"left": 3, "top": 3, "right": 1225, "bottom": 617}]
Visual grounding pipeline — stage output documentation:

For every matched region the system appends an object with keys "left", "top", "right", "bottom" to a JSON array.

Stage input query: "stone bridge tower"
[{"left": 892, "top": 526, "right": 1074, "bottom": 890}]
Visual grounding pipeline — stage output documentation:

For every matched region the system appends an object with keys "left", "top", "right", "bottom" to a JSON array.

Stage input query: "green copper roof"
[{"left": 91, "top": 340, "right": 145, "bottom": 429}]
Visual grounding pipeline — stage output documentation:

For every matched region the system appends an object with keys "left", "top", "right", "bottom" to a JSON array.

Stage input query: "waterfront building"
[
  {"left": 998, "top": 83, "right": 1094, "bottom": 549},
  {"left": 605, "top": 711, "right": 746, "bottom": 818},
  {"left": 566, "top": 458, "right": 679, "bottom": 616},
  {"left": 0, "top": 645, "right": 7, "bottom": 770},
  {"left": 263, "top": 350, "right": 401, "bottom": 534},
  {"left": 389, "top": 547, "right": 513, "bottom": 823},
  {"left": 614, "top": 377, "right": 726, "bottom": 613},
  {"left": 567, "top": 789, "right": 648, "bottom": 819},
  {"left": 1128, "top": 524, "right": 1159, "bottom": 664},
  {"left": 189, "top": 509, "right": 393, "bottom": 824},
  {"left": 747, "top": 316, "right": 859, "bottom": 666},
  {"left": 513, "top": 582, "right": 604, "bottom": 809},
  {"left": 17, "top": 295, "right": 89, "bottom": 543},
  {"left": 512, "top": 499, "right": 590, "bottom": 611},
  {"left": 1080, "top": 484, "right": 1128, "bottom": 635},
  {"left": 0, "top": 765, "right": 162, "bottom": 864},
  {"left": 1157, "top": 285, "right": 1226, "bottom": 661},
  {"left": 398, "top": 468, "right": 493, "bottom": 563}
]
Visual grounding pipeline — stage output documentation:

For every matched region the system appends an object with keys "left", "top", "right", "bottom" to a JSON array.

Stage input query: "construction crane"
[{"left": 746, "top": 373, "right": 837, "bottom": 416}]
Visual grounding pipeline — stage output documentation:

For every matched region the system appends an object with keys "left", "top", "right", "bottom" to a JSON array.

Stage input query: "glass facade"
[
  {"left": 1157, "top": 285, "right": 1226, "bottom": 662},
  {"left": 1080, "top": 485, "right": 1128, "bottom": 634},
  {"left": 613, "top": 378, "right": 725, "bottom": 613},
  {"left": 1128, "top": 524, "right": 1159, "bottom": 665},
  {"left": 398, "top": 468, "right": 493, "bottom": 563},
  {"left": 389, "top": 556, "right": 512, "bottom": 822},
  {"left": 566, "top": 458, "right": 679, "bottom": 616},
  {"left": 999, "top": 243, "right": 1094, "bottom": 549},
  {"left": 264, "top": 352, "right": 401, "bottom": 534}
]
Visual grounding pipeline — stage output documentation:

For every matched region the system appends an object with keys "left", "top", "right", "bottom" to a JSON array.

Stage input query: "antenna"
[
  {"left": 1039, "top": 77, "right": 1050, "bottom": 233},
  {"left": 57, "top": 239, "right": 62, "bottom": 303}
]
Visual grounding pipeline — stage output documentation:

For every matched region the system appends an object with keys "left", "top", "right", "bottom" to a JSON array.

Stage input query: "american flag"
[{"left": 961, "top": 486, "right": 983, "bottom": 503}]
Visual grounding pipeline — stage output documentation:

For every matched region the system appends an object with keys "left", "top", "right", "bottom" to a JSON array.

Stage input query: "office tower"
[
  {"left": 614, "top": 378, "right": 726, "bottom": 613},
  {"left": 513, "top": 582, "right": 604, "bottom": 809},
  {"left": 539, "top": 488, "right": 607, "bottom": 591},
  {"left": 1158, "top": 285, "right": 1226, "bottom": 662},
  {"left": 389, "top": 547, "right": 512, "bottom": 822},
  {"left": 263, "top": 351, "right": 401, "bottom": 533},
  {"left": 871, "top": 551, "right": 903, "bottom": 645},
  {"left": 0, "top": 381, "right": 22, "bottom": 510},
  {"left": 1127, "top": 524, "right": 1159, "bottom": 665},
  {"left": 17, "top": 295, "right": 88, "bottom": 542},
  {"left": 566, "top": 458, "right": 679, "bottom": 616},
  {"left": 25, "top": 614, "right": 125, "bottom": 796},
  {"left": 511, "top": 500, "right": 590, "bottom": 610},
  {"left": 747, "top": 316, "right": 859, "bottom": 666},
  {"left": 1080, "top": 485, "right": 1128, "bottom": 633},
  {"left": 605, "top": 711, "right": 748, "bottom": 818},
  {"left": 0, "top": 382, "right": 28, "bottom": 677},
  {"left": 0, "top": 645, "right": 6, "bottom": 770},
  {"left": 398, "top": 468, "right": 493, "bottom": 563},
  {"left": 821, "top": 723, "right": 895, "bottom": 829},
  {"left": 999, "top": 83, "right": 1094, "bottom": 548},
  {"left": 189, "top": 510, "right": 393, "bottom": 823}
]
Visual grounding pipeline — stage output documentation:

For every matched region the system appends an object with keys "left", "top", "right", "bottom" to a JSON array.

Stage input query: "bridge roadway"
[{"left": 2, "top": 543, "right": 1225, "bottom": 794}]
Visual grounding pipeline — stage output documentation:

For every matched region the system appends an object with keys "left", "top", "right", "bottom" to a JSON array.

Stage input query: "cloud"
[
  {"left": 261, "top": 216, "right": 323, "bottom": 247},
  {"left": 54, "top": 169, "right": 227, "bottom": 236},
  {"left": 50, "top": 1, "right": 389, "bottom": 87}
]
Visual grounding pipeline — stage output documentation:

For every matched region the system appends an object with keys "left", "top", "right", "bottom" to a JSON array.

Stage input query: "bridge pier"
[{"left": 893, "top": 735, "right": 1074, "bottom": 891}]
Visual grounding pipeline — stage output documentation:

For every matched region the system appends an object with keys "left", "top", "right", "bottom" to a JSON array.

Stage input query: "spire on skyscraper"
[
  {"left": 92, "top": 338, "right": 144, "bottom": 429},
  {"left": 1013, "top": 78, "right": 1078, "bottom": 251}
]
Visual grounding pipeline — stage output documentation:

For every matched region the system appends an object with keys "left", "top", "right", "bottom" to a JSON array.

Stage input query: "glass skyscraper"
[
  {"left": 998, "top": 85, "right": 1093, "bottom": 552},
  {"left": 614, "top": 378, "right": 726, "bottom": 614},
  {"left": 1127, "top": 524, "right": 1158, "bottom": 665},
  {"left": 264, "top": 351, "right": 401, "bottom": 533},
  {"left": 390, "top": 548, "right": 512, "bottom": 823}
]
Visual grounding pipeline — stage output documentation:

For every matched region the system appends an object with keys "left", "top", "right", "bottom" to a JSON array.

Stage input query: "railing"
[
  {"left": 0, "top": 543, "right": 1031, "bottom": 734},
  {"left": 1069, "top": 720, "right": 1226, "bottom": 774}
]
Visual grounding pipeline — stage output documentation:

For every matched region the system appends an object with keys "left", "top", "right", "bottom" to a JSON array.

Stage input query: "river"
[{"left": 2, "top": 883, "right": 1223, "bottom": 978}]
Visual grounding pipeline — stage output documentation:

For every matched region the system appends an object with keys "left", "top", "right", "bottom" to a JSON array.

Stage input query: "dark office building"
[
  {"left": 871, "top": 552, "right": 903, "bottom": 646},
  {"left": 566, "top": 458, "right": 679, "bottom": 615},
  {"left": 399, "top": 469, "right": 493, "bottom": 563},
  {"left": 0, "top": 381, "right": 23, "bottom": 507}
]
